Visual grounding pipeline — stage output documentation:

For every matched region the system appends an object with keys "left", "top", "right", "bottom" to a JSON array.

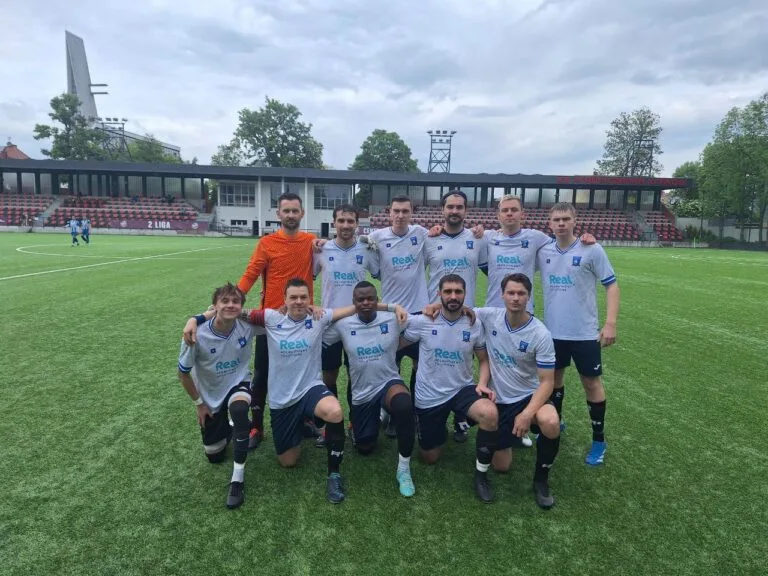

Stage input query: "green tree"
[
  {"left": 33, "top": 93, "right": 109, "bottom": 160},
  {"left": 216, "top": 97, "right": 324, "bottom": 168},
  {"left": 210, "top": 140, "right": 246, "bottom": 167},
  {"left": 349, "top": 129, "right": 420, "bottom": 208},
  {"left": 741, "top": 93, "right": 768, "bottom": 244},
  {"left": 595, "top": 107, "right": 663, "bottom": 176},
  {"left": 127, "top": 135, "right": 183, "bottom": 164}
]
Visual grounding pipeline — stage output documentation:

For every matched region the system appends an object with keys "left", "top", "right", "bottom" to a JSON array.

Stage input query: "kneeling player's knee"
[
  {"left": 420, "top": 449, "right": 440, "bottom": 465},
  {"left": 356, "top": 442, "right": 376, "bottom": 456},
  {"left": 537, "top": 408, "right": 560, "bottom": 437},
  {"left": 324, "top": 403, "right": 343, "bottom": 424},
  {"left": 476, "top": 402, "right": 498, "bottom": 430},
  {"left": 228, "top": 399, "right": 251, "bottom": 429},
  {"left": 389, "top": 392, "right": 412, "bottom": 418}
]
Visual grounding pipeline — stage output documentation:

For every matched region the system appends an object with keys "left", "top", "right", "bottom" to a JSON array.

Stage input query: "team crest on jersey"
[
  {"left": 518, "top": 340, "right": 529, "bottom": 352},
  {"left": 356, "top": 255, "right": 364, "bottom": 264},
  {"left": 437, "top": 245, "right": 443, "bottom": 250},
  {"left": 466, "top": 240, "right": 474, "bottom": 249},
  {"left": 386, "top": 243, "right": 392, "bottom": 248},
  {"left": 432, "top": 329, "right": 438, "bottom": 335},
  {"left": 410, "top": 236, "right": 418, "bottom": 245},
  {"left": 521, "top": 240, "right": 529, "bottom": 248},
  {"left": 492, "top": 330, "right": 497, "bottom": 336},
  {"left": 305, "top": 319, "right": 313, "bottom": 329},
  {"left": 380, "top": 323, "right": 389, "bottom": 334},
  {"left": 494, "top": 241, "right": 500, "bottom": 246},
  {"left": 351, "top": 330, "right": 356, "bottom": 336},
  {"left": 238, "top": 337, "right": 248, "bottom": 348},
  {"left": 210, "top": 348, "right": 216, "bottom": 353},
  {"left": 546, "top": 258, "right": 551, "bottom": 264},
  {"left": 277, "top": 324, "right": 283, "bottom": 329},
  {"left": 462, "top": 331, "right": 471, "bottom": 342},
  {"left": 572, "top": 256, "right": 582, "bottom": 266}
]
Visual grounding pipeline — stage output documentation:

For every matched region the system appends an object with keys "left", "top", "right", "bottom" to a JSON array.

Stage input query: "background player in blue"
[
  {"left": 537, "top": 203, "right": 620, "bottom": 466},
  {"left": 401, "top": 274, "right": 500, "bottom": 503},
  {"left": 472, "top": 273, "right": 561, "bottom": 509},
  {"left": 313, "top": 205, "right": 379, "bottom": 429},
  {"left": 178, "top": 283, "right": 260, "bottom": 509},
  {"left": 80, "top": 218, "right": 91, "bottom": 244},
  {"left": 323, "top": 281, "right": 416, "bottom": 497},
  {"left": 68, "top": 218, "right": 80, "bottom": 246}
]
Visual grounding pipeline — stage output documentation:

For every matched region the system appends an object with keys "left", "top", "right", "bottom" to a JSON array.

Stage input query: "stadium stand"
[
  {"left": 370, "top": 207, "right": 643, "bottom": 241},
  {"left": 0, "top": 193, "right": 54, "bottom": 226},
  {"left": 44, "top": 196, "right": 198, "bottom": 228},
  {"left": 643, "top": 210, "right": 684, "bottom": 241}
]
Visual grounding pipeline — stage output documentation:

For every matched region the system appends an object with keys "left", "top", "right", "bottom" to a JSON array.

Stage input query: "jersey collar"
[{"left": 555, "top": 238, "right": 580, "bottom": 254}]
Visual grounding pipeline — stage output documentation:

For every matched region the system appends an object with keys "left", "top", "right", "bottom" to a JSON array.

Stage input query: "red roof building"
[{"left": 0, "top": 141, "right": 31, "bottom": 160}]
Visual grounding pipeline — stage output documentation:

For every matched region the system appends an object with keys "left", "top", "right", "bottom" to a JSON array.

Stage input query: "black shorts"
[
  {"left": 416, "top": 385, "right": 486, "bottom": 451},
  {"left": 270, "top": 385, "right": 335, "bottom": 455},
  {"left": 553, "top": 339, "right": 603, "bottom": 377},
  {"left": 321, "top": 341, "right": 350, "bottom": 372},
  {"left": 496, "top": 395, "right": 555, "bottom": 449},
  {"left": 350, "top": 379, "right": 404, "bottom": 446},
  {"left": 200, "top": 382, "right": 252, "bottom": 456}
]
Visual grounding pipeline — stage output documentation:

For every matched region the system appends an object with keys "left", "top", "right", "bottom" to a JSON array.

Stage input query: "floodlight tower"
[
  {"left": 92, "top": 117, "right": 132, "bottom": 160},
  {"left": 427, "top": 129, "right": 457, "bottom": 173},
  {"left": 629, "top": 137, "right": 655, "bottom": 176}
]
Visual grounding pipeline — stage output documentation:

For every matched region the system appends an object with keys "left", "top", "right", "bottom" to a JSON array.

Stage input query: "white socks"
[
  {"left": 231, "top": 462, "right": 245, "bottom": 483},
  {"left": 397, "top": 454, "right": 411, "bottom": 474},
  {"left": 475, "top": 460, "right": 490, "bottom": 473}
]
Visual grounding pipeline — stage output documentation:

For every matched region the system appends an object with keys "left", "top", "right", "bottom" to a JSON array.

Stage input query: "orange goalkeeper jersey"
[{"left": 237, "top": 229, "right": 316, "bottom": 309}]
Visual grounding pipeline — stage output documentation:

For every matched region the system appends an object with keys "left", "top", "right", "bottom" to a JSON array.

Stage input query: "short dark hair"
[
  {"left": 501, "top": 273, "right": 532, "bottom": 295},
  {"left": 353, "top": 280, "right": 376, "bottom": 293},
  {"left": 284, "top": 277, "right": 309, "bottom": 294},
  {"left": 333, "top": 204, "right": 359, "bottom": 221},
  {"left": 352, "top": 281, "right": 378, "bottom": 301},
  {"left": 439, "top": 273, "right": 466, "bottom": 291},
  {"left": 212, "top": 282, "right": 245, "bottom": 305},
  {"left": 277, "top": 192, "right": 303, "bottom": 208},
  {"left": 390, "top": 196, "right": 412, "bottom": 207},
  {"left": 440, "top": 189, "right": 467, "bottom": 207}
]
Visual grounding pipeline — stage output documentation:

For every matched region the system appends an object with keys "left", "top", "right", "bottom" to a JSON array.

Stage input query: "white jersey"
[
  {"left": 82, "top": 218, "right": 90, "bottom": 231},
  {"left": 536, "top": 239, "right": 617, "bottom": 340},
  {"left": 475, "top": 308, "right": 556, "bottom": 404},
  {"left": 403, "top": 313, "right": 486, "bottom": 409},
  {"left": 259, "top": 309, "right": 334, "bottom": 409},
  {"left": 482, "top": 228, "right": 552, "bottom": 312},
  {"left": 323, "top": 311, "right": 403, "bottom": 405},
  {"left": 369, "top": 225, "right": 429, "bottom": 313},
  {"left": 425, "top": 229, "right": 487, "bottom": 307},
  {"left": 313, "top": 239, "right": 379, "bottom": 309},
  {"left": 69, "top": 219, "right": 79, "bottom": 232},
  {"left": 178, "top": 318, "right": 262, "bottom": 412}
]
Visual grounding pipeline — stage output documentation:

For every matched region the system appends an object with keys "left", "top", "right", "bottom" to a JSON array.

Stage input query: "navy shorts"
[
  {"left": 416, "top": 385, "right": 486, "bottom": 451},
  {"left": 321, "top": 341, "right": 349, "bottom": 372},
  {"left": 497, "top": 395, "right": 555, "bottom": 449},
  {"left": 200, "top": 382, "right": 252, "bottom": 456},
  {"left": 553, "top": 339, "right": 603, "bottom": 377},
  {"left": 270, "top": 385, "right": 334, "bottom": 455},
  {"left": 350, "top": 379, "right": 405, "bottom": 446}
]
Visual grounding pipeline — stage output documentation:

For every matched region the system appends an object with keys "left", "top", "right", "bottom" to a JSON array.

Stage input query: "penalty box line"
[{"left": 1, "top": 244, "right": 249, "bottom": 282}]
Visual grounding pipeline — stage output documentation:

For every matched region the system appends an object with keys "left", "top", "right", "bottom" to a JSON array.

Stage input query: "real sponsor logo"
[
  {"left": 435, "top": 348, "right": 462, "bottom": 362},
  {"left": 215, "top": 358, "right": 241, "bottom": 371},
  {"left": 549, "top": 274, "right": 574, "bottom": 286},
  {"left": 280, "top": 339, "right": 310, "bottom": 350},
  {"left": 443, "top": 257, "right": 470, "bottom": 268},
  {"left": 392, "top": 255, "right": 416, "bottom": 266},
  {"left": 356, "top": 344, "right": 385, "bottom": 357},
  {"left": 492, "top": 348, "right": 517, "bottom": 367},
  {"left": 496, "top": 255, "right": 523, "bottom": 265},
  {"left": 333, "top": 271, "right": 357, "bottom": 281}
]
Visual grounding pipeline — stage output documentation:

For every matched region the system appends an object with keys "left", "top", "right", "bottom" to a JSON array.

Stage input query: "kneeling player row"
[{"left": 180, "top": 273, "right": 564, "bottom": 509}]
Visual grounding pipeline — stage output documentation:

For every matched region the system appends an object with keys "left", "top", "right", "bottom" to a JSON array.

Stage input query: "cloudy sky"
[{"left": 2, "top": 0, "right": 767, "bottom": 176}]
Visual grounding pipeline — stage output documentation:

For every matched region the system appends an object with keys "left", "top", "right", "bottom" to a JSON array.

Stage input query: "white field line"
[{"left": 1, "top": 244, "right": 248, "bottom": 282}]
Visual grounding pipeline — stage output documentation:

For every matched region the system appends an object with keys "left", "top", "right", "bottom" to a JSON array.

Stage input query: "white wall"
[{"left": 677, "top": 217, "right": 766, "bottom": 242}]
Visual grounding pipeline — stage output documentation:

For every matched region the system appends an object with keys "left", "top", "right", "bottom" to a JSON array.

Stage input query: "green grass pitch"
[{"left": 1, "top": 232, "right": 766, "bottom": 575}]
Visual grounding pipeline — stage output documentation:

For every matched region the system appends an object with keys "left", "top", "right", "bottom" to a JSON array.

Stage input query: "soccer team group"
[{"left": 178, "top": 190, "right": 620, "bottom": 509}]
